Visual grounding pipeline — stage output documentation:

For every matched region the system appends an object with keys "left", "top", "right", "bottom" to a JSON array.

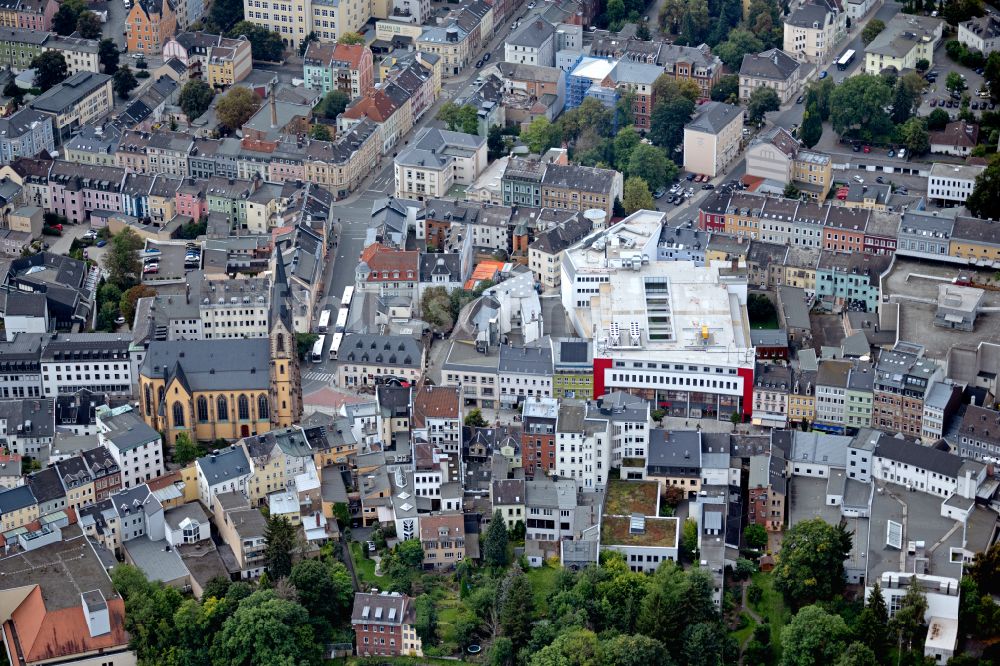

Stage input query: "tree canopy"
[
  {"left": 747, "top": 87, "right": 780, "bottom": 125},
  {"left": 623, "top": 177, "right": 655, "bottom": 213},
  {"left": 437, "top": 102, "right": 480, "bottom": 135},
  {"left": 179, "top": 79, "right": 216, "bottom": 122},
  {"left": 966, "top": 154, "right": 1000, "bottom": 218},
  {"left": 263, "top": 515, "right": 296, "bottom": 579},
  {"left": 829, "top": 75, "right": 892, "bottom": 140},
  {"left": 98, "top": 39, "right": 120, "bottom": 75},
  {"left": 216, "top": 87, "right": 262, "bottom": 130},
  {"left": 484, "top": 511, "right": 510, "bottom": 568},
  {"left": 780, "top": 605, "right": 850, "bottom": 666},
  {"left": 774, "top": 518, "right": 852, "bottom": 608},
  {"left": 31, "top": 52, "right": 68, "bottom": 91},
  {"left": 228, "top": 22, "right": 285, "bottom": 62},
  {"left": 315, "top": 89, "right": 350, "bottom": 119},
  {"left": 861, "top": 19, "right": 885, "bottom": 45},
  {"left": 113, "top": 66, "right": 138, "bottom": 99}
]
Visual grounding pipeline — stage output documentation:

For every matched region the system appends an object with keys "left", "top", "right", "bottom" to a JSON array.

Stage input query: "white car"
[{"left": 527, "top": 1, "right": 535, "bottom": 7}]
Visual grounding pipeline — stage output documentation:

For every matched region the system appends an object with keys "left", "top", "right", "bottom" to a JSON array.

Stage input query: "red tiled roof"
[
  {"left": 360, "top": 243, "right": 418, "bottom": 275},
  {"left": 412, "top": 385, "right": 460, "bottom": 427}
]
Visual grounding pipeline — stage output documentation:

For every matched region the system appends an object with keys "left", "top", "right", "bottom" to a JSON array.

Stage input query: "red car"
[
  {"left": 49, "top": 223, "right": 63, "bottom": 231},
  {"left": 863, "top": 145, "right": 871, "bottom": 153}
]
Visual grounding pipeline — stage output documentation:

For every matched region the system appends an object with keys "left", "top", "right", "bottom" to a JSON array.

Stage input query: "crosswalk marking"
[{"left": 304, "top": 371, "right": 335, "bottom": 382}]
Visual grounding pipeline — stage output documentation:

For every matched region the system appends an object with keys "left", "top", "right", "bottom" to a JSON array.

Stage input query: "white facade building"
[
  {"left": 96, "top": 404, "right": 165, "bottom": 489},
  {"left": 927, "top": 162, "right": 985, "bottom": 205},
  {"left": 40, "top": 334, "right": 134, "bottom": 398}
]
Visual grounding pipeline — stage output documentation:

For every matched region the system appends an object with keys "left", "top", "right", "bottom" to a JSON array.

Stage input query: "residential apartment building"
[
  {"left": 419, "top": 513, "right": 466, "bottom": 569},
  {"left": 738, "top": 48, "right": 802, "bottom": 104},
  {"left": 505, "top": 18, "right": 555, "bottom": 66},
  {"left": 302, "top": 41, "right": 373, "bottom": 97},
  {"left": 752, "top": 364, "right": 791, "bottom": 428},
  {"left": 783, "top": 2, "right": 840, "bottom": 64},
  {"left": 528, "top": 216, "right": 591, "bottom": 289},
  {"left": 393, "top": 127, "right": 487, "bottom": 201},
  {"left": 957, "top": 405, "right": 1000, "bottom": 461},
  {"left": 352, "top": 591, "right": 423, "bottom": 657},
  {"left": 43, "top": 34, "right": 100, "bottom": 76},
  {"left": 927, "top": 162, "right": 984, "bottom": 206},
  {"left": 39, "top": 333, "right": 133, "bottom": 398},
  {"left": 683, "top": 101, "right": 743, "bottom": 178},
  {"left": 335, "top": 334, "right": 425, "bottom": 388},
  {"left": 0, "top": 108, "right": 55, "bottom": 164},
  {"left": 959, "top": 14, "right": 1000, "bottom": 53},
  {"left": 657, "top": 43, "right": 722, "bottom": 100},
  {"left": 607, "top": 60, "right": 661, "bottom": 130},
  {"left": 540, "top": 162, "right": 622, "bottom": 216},
  {"left": 96, "top": 405, "right": 165, "bottom": 489},
  {"left": 126, "top": 0, "right": 178, "bottom": 55},
  {"left": 864, "top": 14, "right": 942, "bottom": 75},
  {"left": 745, "top": 127, "right": 832, "bottom": 201},
  {"left": 29, "top": 71, "right": 113, "bottom": 144},
  {"left": 814, "top": 359, "right": 851, "bottom": 434},
  {"left": 873, "top": 343, "right": 943, "bottom": 438}
]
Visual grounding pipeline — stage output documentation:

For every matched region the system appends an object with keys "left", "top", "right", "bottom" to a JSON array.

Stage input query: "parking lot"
[
  {"left": 881, "top": 257, "right": 1000, "bottom": 361},
  {"left": 141, "top": 241, "right": 199, "bottom": 285}
]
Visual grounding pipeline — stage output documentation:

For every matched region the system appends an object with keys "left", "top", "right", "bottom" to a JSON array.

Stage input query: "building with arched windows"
[{"left": 136, "top": 255, "right": 302, "bottom": 446}]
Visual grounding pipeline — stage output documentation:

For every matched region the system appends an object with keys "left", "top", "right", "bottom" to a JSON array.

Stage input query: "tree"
[
  {"left": 316, "top": 89, "right": 349, "bottom": 119},
  {"left": 774, "top": 518, "right": 852, "bottom": 608},
  {"left": 172, "top": 432, "right": 200, "bottom": 466},
  {"left": 806, "top": 77, "right": 835, "bottom": 121},
  {"left": 437, "top": 101, "right": 479, "bottom": 134},
  {"left": 890, "top": 576, "right": 928, "bottom": 652},
  {"left": 31, "top": 51, "right": 68, "bottom": 91},
  {"left": 607, "top": 0, "right": 625, "bottom": 24},
  {"left": 103, "top": 228, "right": 143, "bottom": 289},
  {"left": 310, "top": 123, "right": 332, "bottom": 141},
  {"left": 522, "top": 116, "right": 561, "bottom": 154},
  {"left": 969, "top": 542, "right": 1000, "bottom": 596},
  {"left": 681, "top": 518, "right": 699, "bottom": 561},
  {"left": 228, "top": 21, "right": 285, "bottom": 62},
  {"left": 682, "top": 622, "right": 724, "bottom": 666},
  {"left": 179, "top": 79, "right": 215, "bottom": 121},
  {"left": 799, "top": 105, "right": 822, "bottom": 148},
  {"left": 488, "top": 124, "right": 505, "bottom": 160},
  {"left": 861, "top": 18, "right": 885, "bottom": 45},
  {"left": 623, "top": 177, "right": 655, "bottom": 214},
  {"left": 612, "top": 126, "right": 641, "bottom": 170},
  {"left": 298, "top": 31, "right": 318, "bottom": 56},
  {"left": 76, "top": 10, "right": 101, "bottom": 38},
  {"left": 927, "top": 107, "right": 950, "bottom": 130},
  {"left": 915, "top": 58, "right": 929, "bottom": 72},
  {"left": 780, "top": 605, "right": 850, "bottom": 666},
  {"left": 638, "top": 563, "right": 718, "bottom": 657},
  {"left": 710, "top": 74, "right": 739, "bottom": 103},
  {"left": 118, "top": 284, "right": 154, "bottom": 324},
  {"left": 52, "top": 0, "right": 85, "bottom": 34},
  {"left": 531, "top": 628, "right": 599, "bottom": 666},
  {"left": 98, "top": 39, "right": 120, "bottom": 75},
  {"left": 855, "top": 582, "right": 889, "bottom": 660},
  {"left": 113, "top": 66, "right": 138, "bottom": 99},
  {"left": 465, "top": 408, "right": 488, "bottom": 428},
  {"left": 210, "top": 590, "right": 322, "bottom": 666},
  {"left": 295, "top": 332, "right": 318, "bottom": 360},
  {"left": 421, "top": 286, "right": 454, "bottom": 332},
  {"left": 829, "top": 75, "right": 892, "bottom": 140},
  {"left": 628, "top": 143, "right": 677, "bottom": 191},
  {"left": 900, "top": 116, "right": 930, "bottom": 155},
  {"left": 489, "top": 636, "right": 514, "bottom": 666},
  {"left": 601, "top": 634, "right": 672, "bottom": 666},
  {"left": 649, "top": 97, "right": 694, "bottom": 149},
  {"left": 833, "top": 642, "right": 878, "bottom": 666},
  {"left": 497, "top": 565, "right": 534, "bottom": 649},
  {"left": 652, "top": 74, "right": 701, "bottom": 104},
  {"left": 783, "top": 183, "right": 801, "bottom": 199},
  {"left": 986, "top": 51, "right": 1000, "bottom": 104},
  {"left": 966, "top": 155, "right": 1000, "bottom": 218},
  {"left": 484, "top": 510, "right": 510, "bottom": 567},
  {"left": 288, "top": 559, "right": 353, "bottom": 637},
  {"left": 216, "top": 87, "right": 262, "bottom": 130},
  {"left": 747, "top": 87, "right": 780, "bottom": 125},
  {"left": 209, "top": 0, "right": 244, "bottom": 33},
  {"left": 338, "top": 31, "right": 365, "bottom": 44},
  {"left": 263, "top": 515, "right": 295, "bottom": 579},
  {"left": 636, "top": 22, "right": 651, "bottom": 40},
  {"left": 714, "top": 28, "right": 764, "bottom": 69}
]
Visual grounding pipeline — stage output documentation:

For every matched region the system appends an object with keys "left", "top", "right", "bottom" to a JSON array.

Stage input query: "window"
[
  {"left": 217, "top": 395, "right": 229, "bottom": 421},
  {"left": 172, "top": 402, "right": 185, "bottom": 427},
  {"left": 258, "top": 395, "right": 270, "bottom": 420},
  {"left": 143, "top": 384, "right": 152, "bottom": 416},
  {"left": 197, "top": 397, "right": 209, "bottom": 422},
  {"left": 238, "top": 394, "right": 250, "bottom": 420}
]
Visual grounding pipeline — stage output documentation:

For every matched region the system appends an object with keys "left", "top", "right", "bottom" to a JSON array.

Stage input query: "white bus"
[
  {"left": 329, "top": 332, "right": 343, "bottom": 361},
  {"left": 836, "top": 49, "right": 855, "bottom": 70},
  {"left": 334, "top": 308, "right": 349, "bottom": 333},
  {"left": 317, "top": 309, "right": 332, "bottom": 333},
  {"left": 311, "top": 335, "right": 326, "bottom": 362}
]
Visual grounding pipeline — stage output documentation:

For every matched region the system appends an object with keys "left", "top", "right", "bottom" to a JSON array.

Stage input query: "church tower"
[{"left": 269, "top": 248, "right": 302, "bottom": 426}]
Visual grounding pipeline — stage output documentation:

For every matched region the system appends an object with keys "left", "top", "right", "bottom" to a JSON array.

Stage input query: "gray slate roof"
[
  {"left": 141, "top": 339, "right": 272, "bottom": 391},
  {"left": 686, "top": 101, "right": 743, "bottom": 135},
  {"left": 739, "top": 49, "right": 799, "bottom": 81}
]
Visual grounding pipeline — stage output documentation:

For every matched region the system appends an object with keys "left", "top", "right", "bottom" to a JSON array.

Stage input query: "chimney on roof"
[{"left": 270, "top": 92, "right": 278, "bottom": 129}]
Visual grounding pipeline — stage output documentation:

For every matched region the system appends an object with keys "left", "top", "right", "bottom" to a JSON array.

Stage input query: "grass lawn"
[
  {"left": 349, "top": 541, "right": 381, "bottom": 588},
  {"left": 526, "top": 563, "right": 561, "bottom": 613},
  {"left": 750, "top": 318, "right": 779, "bottom": 330},
  {"left": 749, "top": 572, "right": 791, "bottom": 657},
  {"left": 731, "top": 611, "right": 757, "bottom": 647}
]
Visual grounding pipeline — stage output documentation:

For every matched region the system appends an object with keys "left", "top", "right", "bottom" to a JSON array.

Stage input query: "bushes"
[{"left": 945, "top": 39, "right": 986, "bottom": 69}]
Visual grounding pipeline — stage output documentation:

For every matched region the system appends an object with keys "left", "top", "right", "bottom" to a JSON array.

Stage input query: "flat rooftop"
[
  {"left": 601, "top": 515, "right": 678, "bottom": 547},
  {"left": 0, "top": 526, "right": 115, "bottom": 610},
  {"left": 604, "top": 479, "right": 659, "bottom": 517}
]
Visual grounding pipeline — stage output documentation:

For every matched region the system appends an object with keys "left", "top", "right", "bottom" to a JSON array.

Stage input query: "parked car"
[
  {"left": 930, "top": 99, "right": 937, "bottom": 107},
  {"left": 702, "top": 183, "right": 715, "bottom": 190},
  {"left": 367, "top": 541, "right": 376, "bottom": 553},
  {"left": 876, "top": 176, "right": 885, "bottom": 184},
  {"left": 819, "top": 70, "right": 828, "bottom": 79},
  {"left": 853, "top": 175, "right": 864, "bottom": 184},
  {"left": 96, "top": 240, "right": 107, "bottom": 247},
  {"left": 115, "top": 316, "right": 126, "bottom": 325},
  {"left": 483, "top": 52, "right": 491, "bottom": 61},
  {"left": 897, "top": 148, "right": 906, "bottom": 159},
  {"left": 972, "top": 101, "right": 980, "bottom": 109},
  {"left": 796, "top": 95, "right": 804, "bottom": 104},
  {"left": 686, "top": 173, "right": 696, "bottom": 181},
  {"left": 888, "top": 149, "right": 895, "bottom": 158},
  {"left": 852, "top": 143, "right": 861, "bottom": 152},
  {"left": 654, "top": 187, "right": 666, "bottom": 199}
]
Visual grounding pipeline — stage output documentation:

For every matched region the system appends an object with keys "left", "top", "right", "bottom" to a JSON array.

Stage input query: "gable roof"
[{"left": 739, "top": 49, "right": 799, "bottom": 80}]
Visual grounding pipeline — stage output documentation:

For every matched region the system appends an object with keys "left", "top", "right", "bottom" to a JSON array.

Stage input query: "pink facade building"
[
  {"left": 175, "top": 180, "right": 208, "bottom": 220},
  {"left": 48, "top": 163, "right": 126, "bottom": 224},
  {"left": 17, "top": 0, "right": 57, "bottom": 31}
]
